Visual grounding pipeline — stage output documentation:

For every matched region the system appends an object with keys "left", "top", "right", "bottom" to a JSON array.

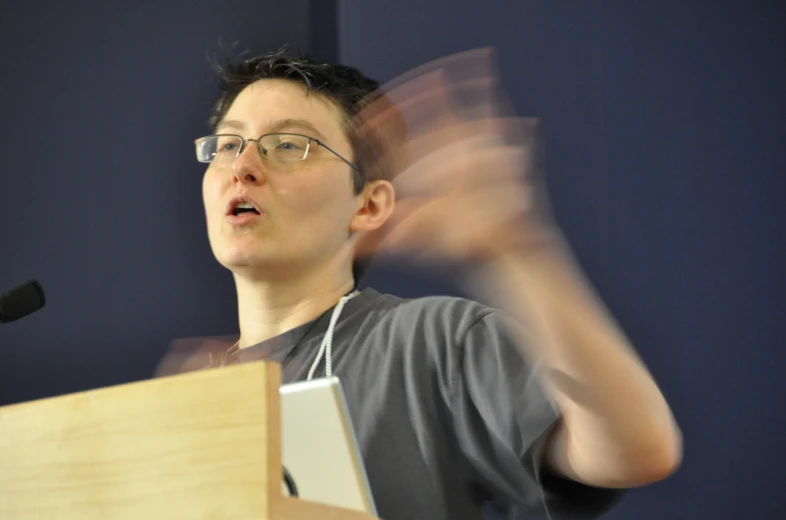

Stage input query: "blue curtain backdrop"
[
  {"left": 1, "top": 1, "right": 784, "bottom": 518},
  {"left": 0, "top": 1, "right": 319, "bottom": 400},
  {"left": 339, "top": 1, "right": 785, "bottom": 519}
]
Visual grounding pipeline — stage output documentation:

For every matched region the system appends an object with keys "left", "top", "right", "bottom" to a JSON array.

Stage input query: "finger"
[
  {"left": 356, "top": 70, "right": 463, "bottom": 172},
  {"left": 379, "top": 198, "right": 446, "bottom": 254},
  {"left": 355, "top": 58, "right": 506, "bottom": 147},
  {"left": 391, "top": 125, "right": 534, "bottom": 198},
  {"left": 378, "top": 47, "right": 499, "bottom": 106},
  {"left": 362, "top": 76, "right": 503, "bottom": 153},
  {"left": 352, "top": 50, "right": 529, "bottom": 191}
]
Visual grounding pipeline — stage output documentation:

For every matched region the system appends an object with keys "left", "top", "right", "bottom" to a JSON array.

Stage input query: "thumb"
[{"left": 349, "top": 197, "right": 427, "bottom": 258}]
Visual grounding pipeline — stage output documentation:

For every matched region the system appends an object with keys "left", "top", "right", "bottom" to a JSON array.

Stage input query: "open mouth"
[{"left": 231, "top": 202, "right": 261, "bottom": 216}]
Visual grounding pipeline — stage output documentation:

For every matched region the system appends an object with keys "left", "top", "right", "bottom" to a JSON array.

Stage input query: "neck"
[{"left": 233, "top": 264, "right": 356, "bottom": 349}]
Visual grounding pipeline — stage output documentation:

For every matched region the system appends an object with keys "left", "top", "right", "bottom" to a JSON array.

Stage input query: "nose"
[{"left": 231, "top": 141, "right": 267, "bottom": 186}]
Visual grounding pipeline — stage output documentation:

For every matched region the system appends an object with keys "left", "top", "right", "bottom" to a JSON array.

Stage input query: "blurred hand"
[{"left": 351, "top": 48, "right": 558, "bottom": 266}]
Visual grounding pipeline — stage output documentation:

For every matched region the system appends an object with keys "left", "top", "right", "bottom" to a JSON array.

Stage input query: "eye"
[
  {"left": 219, "top": 140, "right": 239, "bottom": 152},
  {"left": 207, "top": 136, "right": 243, "bottom": 161},
  {"left": 276, "top": 137, "right": 306, "bottom": 151}
]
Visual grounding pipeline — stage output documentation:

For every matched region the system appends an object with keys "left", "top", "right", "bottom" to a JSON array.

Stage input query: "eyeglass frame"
[{"left": 194, "top": 132, "right": 361, "bottom": 172}]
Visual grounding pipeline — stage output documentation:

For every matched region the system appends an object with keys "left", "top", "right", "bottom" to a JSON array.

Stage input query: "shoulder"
[{"left": 355, "top": 288, "right": 512, "bottom": 344}]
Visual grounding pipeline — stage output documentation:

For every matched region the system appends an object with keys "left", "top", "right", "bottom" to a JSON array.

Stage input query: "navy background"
[{"left": 1, "top": 1, "right": 784, "bottom": 518}]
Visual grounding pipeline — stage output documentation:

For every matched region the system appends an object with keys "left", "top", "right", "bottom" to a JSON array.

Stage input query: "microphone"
[{"left": 0, "top": 279, "right": 46, "bottom": 324}]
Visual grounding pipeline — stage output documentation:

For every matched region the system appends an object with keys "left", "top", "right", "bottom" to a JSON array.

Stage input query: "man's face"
[{"left": 202, "top": 79, "right": 361, "bottom": 276}]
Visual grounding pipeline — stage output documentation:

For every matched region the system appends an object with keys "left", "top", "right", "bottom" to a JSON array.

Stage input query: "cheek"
[
  {"left": 275, "top": 176, "right": 351, "bottom": 224},
  {"left": 202, "top": 169, "right": 223, "bottom": 215},
  {"left": 201, "top": 170, "right": 230, "bottom": 245}
]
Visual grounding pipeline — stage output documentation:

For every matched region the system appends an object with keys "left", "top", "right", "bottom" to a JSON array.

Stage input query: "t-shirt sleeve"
[{"left": 447, "top": 310, "right": 624, "bottom": 518}]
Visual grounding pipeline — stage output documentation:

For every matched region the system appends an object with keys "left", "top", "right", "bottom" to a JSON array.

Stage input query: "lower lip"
[{"left": 226, "top": 213, "right": 263, "bottom": 225}]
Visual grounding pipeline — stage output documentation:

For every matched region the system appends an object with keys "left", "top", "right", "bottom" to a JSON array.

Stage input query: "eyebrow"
[{"left": 216, "top": 118, "right": 328, "bottom": 141}]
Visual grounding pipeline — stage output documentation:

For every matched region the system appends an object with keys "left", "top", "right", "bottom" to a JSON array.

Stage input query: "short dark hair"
[{"left": 207, "top": 47, "right": 404, "bottom": 286}]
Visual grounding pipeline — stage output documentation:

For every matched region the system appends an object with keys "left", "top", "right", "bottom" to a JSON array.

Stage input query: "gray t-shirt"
[{"left": 162, "top": 287, "right": 622, "bottom": 519}]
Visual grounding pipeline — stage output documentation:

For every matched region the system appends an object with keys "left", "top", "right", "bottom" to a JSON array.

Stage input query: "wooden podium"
[{"left": 0, "top": 362, "right": 378, "bottom": 519}]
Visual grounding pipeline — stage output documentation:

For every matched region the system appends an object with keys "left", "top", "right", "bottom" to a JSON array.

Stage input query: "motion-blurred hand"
[{"left": 351, "top": 48, "right": 558, "bottom": 266}]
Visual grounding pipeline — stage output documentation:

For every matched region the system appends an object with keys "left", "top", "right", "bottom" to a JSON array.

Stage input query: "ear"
[{"left": 349, "top": 180, "right": 396, "bottom": 235}]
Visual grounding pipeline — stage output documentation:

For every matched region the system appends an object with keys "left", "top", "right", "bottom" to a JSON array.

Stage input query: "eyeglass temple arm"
[{"left": 314, "top": 139, "right": 362, "bottom": 172}]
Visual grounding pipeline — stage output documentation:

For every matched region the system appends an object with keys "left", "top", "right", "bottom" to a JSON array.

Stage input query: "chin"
[
  {"left": 217, "top": 248, "right": 268, "bottom": 269},
  {"left": 209, "top": 238, "right": 262, "bottom": 267}
]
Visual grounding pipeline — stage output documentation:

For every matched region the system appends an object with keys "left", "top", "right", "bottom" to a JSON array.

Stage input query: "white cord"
[{"left": 306, "top": 291, "right": 359, "bottom": 380}]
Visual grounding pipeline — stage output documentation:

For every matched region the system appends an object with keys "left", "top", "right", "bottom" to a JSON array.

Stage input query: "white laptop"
[{"left": 279, "top": 377, "right": 377, "bottom": 515}]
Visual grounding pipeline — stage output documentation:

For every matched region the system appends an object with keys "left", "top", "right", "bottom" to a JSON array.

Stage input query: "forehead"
[{"left": 221, "top": 79, "right": 346, "bottom": 137}]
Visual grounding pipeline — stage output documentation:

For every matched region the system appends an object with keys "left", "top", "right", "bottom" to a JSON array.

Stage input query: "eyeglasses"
[{"left": 194, "top": 133, "right": 360, "bottom": 171}]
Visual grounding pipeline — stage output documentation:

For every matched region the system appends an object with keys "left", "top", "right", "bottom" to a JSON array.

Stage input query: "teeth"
[{"left": 236, "top": 202, "right": 254, "bottom": 209}]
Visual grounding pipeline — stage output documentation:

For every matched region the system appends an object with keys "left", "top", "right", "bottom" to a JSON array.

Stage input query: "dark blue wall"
[
  {"left": 0, "top": 2, "right": 317, "bottom": 401},
  {"left": 339, "top": 1, "right": 786, "bottom": 519},
  {"left": 1, "top": 2, "right": 784, "bottom": 519}
]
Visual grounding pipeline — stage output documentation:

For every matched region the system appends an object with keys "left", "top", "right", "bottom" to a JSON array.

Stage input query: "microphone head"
[{"left": 0, "top": 279, "right": 46, "bottom": 324}]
